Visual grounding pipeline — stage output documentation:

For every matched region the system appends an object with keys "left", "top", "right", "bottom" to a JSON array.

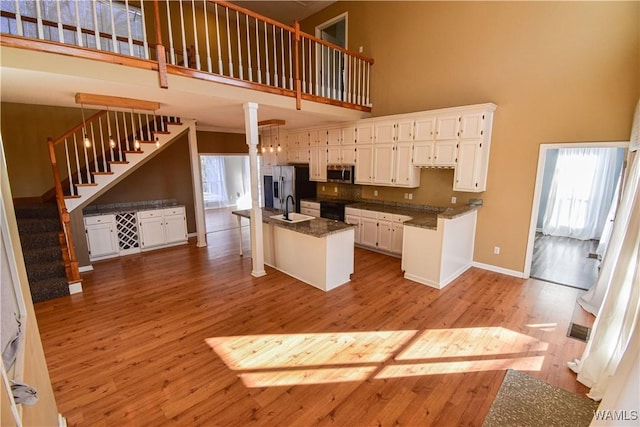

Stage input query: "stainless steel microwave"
[{"left": 327, "top": 165, "right": 354, "bottom": 184}]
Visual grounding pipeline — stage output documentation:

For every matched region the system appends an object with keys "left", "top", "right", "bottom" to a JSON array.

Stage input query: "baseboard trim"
[
  {"left": 58, "top": 413, "right": 68, "bottom": 427},
  {"left": 79, "top": 265, "right": 93, "bottom": 273},
  {"left": 68, "top": 282, "right": 83, "bottom": 294},
  {"left": 472, "top": 262, "right": 525, "bottom": 278}
]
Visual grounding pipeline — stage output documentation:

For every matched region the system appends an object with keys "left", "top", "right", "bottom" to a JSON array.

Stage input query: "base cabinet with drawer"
[
  {"left": 84, "top": 214, "right": 119, "bottom": 260},
  {"left": 300, "top": 200, "right": 320, "bottom": 217},
  {"left": 346, "top": 207, "right": 411, "bottom": 256},
  {"left": 138, "top": 207, "right": 188, "bottom": 250}
]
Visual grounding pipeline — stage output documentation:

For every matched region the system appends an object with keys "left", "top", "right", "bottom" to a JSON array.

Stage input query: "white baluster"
[
  {"left": 55, "top": 1, "right": 64, "bottom": 43},
  {"left": 74, "top": 0, "right": 83, "bottom": 47},
  {"left": 191, "top": 0, "right": 200, "bottom": 70},
  {"left": 246, "top": 14, "right": 253, "bottom": 81},
  {"left": 301, "top": 36, "right": 306, "bottom": 93},
  {"left": 91, "top": 122, "right": 98, "bottom": 173},
  {"left": 13, "top": 0, "right": 23, "bottom": 37},
  {"left": 178, "top": 0, "right": 188, "bottom": 67},
  {"left": 115, "top": 111, "right": 122, "bottom": 160},
  {"left": 264, "top": 22, "right": 270, "bottom": 85},
  {"left": 34, "top": 0, "right": 44, "bottom": 40},
  {"left": 98, "top": 117, "right": 107, "bottom": 171},
  {"left": 73, "top": 134, "right": 82, "bottom": 188},
  {"left": 255, "top": 18, "right": 261, "bottom": 84},
  {"left": 82, "top": 131, "right": 91, "bottom": 184},
  {"left": 91, "top": 0, "right": 101, "bottom": 50},
  {"left": 236, "top": 10, "right": 243, "bottom": 80},
  {"left": 215, "top": 3, "right": 223, "bottom": 74},
  {"left": 342, "top": 52, "right": 347, "bottom": 102},
  {"left": 226, "top": 7, "right": 233, "bottom": 77},
  {"left": 137, "top": 113, "right": 144, "bottom": 145},
  {"left": 107, "top": 110, "right": 115, "bottom": 162},
  {"left": 165, "top": 0, "right": 175, "bottom": 64},
  {"left": 366, "top": 62, "right": 371, "bottom": 106},
  {"left": 64, "top": 139, "right": 73, "bottom": 195},
  {"left": 124, "top": 0, "right": 134, "bottom": 55},
  {"left": 140, "top": 0, "right": 149, "bottom": 59},
  {"left": 108, "top": 0, "right": 118, "bottom": 53},
  {"left": 130, "top": 111, "right": 137, "bottom": 150},
  {"left": 122, "top": 112, "right": 130, "bottom": 151},
  {"left": 203, "top": 0, "right": 212, "bottom": 73},
  {"left": 288, "top": 32, "right": 293, "bottom": 90},
  {"left": 308, "top": 38, "right": 313, "bottom": 94},
  {"left": 272, "top": 25, "right": 278, "bottom": 87},
  {"left": 319, "top": 44, "right": 324, "bottom": 97},
  {"left": 280, "top": 28, "right": 285, "bottom": 88}
]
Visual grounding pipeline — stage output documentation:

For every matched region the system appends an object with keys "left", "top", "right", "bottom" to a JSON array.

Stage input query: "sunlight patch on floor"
[{"left": 206, "top": 327, "right": 548, "bottom": 388}]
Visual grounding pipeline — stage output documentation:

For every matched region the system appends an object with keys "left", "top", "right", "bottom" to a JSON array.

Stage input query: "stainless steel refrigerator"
[{"left": 272, "top": 165, "right": 316, "bottom": 212}]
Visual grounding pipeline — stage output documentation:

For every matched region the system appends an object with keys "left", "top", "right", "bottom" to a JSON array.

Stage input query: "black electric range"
[{"left": 319, "top": 199, "right": 357, "bottom": 222}]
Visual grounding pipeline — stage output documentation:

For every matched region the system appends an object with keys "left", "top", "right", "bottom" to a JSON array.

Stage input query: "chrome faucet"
[{"left": 284, "top": 195, "right": 295, "bottom": 221}]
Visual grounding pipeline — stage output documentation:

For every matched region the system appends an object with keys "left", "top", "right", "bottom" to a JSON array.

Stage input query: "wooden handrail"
[
  {"left": 214, "top": 1, "right": 295, "bottom": 33},
  {"left": 298, "top": 32, "right": 375, "bottom": 65},
  {"left": 50, "top": 110, "right": 108, "bottom": 147},
  {"left": 0, "top": 11, "right": 146, "bottom": 48},
  {"left": 47, "top": 138, "right": 80, "bottom": 284}
]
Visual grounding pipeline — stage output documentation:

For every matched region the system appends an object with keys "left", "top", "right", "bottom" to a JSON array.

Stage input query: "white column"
[
  {"left": 187, "top": 124, "right": 207, "bottom": 247},
  {"left": 244, "top": 102, "right": 266, "bottom": 277}
]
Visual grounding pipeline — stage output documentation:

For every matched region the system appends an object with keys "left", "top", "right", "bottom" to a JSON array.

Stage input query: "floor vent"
[{"left": 567, "top": 323, "right": 591, "bottom": 342}]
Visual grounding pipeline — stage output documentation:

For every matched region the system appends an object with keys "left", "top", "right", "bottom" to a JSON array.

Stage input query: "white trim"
[
  {"left": 58, "top": 413, "right": 68, "bottom": 427},
  {"left": 523, "top": 140, "right": 629, "bottom": 278},
  {"left": 315, "top": 12, "right": 348, "bottom": 49},
  {"left": 78, "top": 265, "right": 93, "bottom": 272},
  {"left": 188, "top": 232, "right": 197, "bottom": 238},
  {"left": 472, "top": 261, "right": 525, "bottom": 278},
  {"left": 68, "top": 282, "right": 83, "bottom": 295}
]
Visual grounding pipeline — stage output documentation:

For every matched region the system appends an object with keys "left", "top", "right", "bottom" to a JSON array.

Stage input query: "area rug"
[{"left": 482, "top": 369, "right": 599, "bottom": 427}]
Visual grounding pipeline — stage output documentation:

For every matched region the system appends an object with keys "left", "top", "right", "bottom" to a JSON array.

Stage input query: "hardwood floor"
[
  {"left": 530, "top": 233, "right": 600, "bottom": 290},
  {"left": 34, "top": 237, "right": 593, "bottom": 426}
]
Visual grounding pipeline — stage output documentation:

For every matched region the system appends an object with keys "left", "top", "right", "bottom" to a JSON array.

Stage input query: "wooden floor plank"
[{"left": 34, "top": 231, "right": 594, "bottom": 426}]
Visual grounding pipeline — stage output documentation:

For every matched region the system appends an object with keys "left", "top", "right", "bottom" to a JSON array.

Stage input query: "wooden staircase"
[
  {"left": 48, "top": 111, "right": 195, "bottom": 285},
  {"left": 61, "top": 118, "right": 194, "bottom": 212}
]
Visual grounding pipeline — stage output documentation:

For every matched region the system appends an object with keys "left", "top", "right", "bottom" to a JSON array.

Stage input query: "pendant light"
[
  {"left": 106, "top": 106, "right": 116, "bottom": 149},
  {"left": 81, "top": 103, "right": 91, "bottom": 148},
  {"left": 132, "top": 108, "right": 141, "bottom": 150}
]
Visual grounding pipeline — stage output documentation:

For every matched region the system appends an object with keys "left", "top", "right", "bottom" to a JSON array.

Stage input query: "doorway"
[
  {"left": 525, "top": 143, "right": 627, "bottom": 290},
  {"left": 315, "top": 13, "right": 347, "bottom": 101}
]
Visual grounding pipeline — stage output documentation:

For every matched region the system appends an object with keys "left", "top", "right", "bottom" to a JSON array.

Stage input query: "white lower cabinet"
[
  {"left": 346, "top": 208, "right": 411, "bottom": 256},
  {"left": 138, "top": 207, "right": 188, "bottom": 250},
  {"left": 300, "top": 200, "right": 320, "bottom": 218},
  {"left": 85, "top": 214, "right": 119, "bottom": 261}
]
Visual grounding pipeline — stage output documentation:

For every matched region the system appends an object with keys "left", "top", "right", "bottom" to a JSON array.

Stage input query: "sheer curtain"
[
  {"left": 568, "top": 100, "right": 640, "bottom": 413},
  {"left": 542, "top": 147, "right": 622, "bottom": 240},
  {"left": 201, "top": 156, "right": 230, "bottom": 209}
]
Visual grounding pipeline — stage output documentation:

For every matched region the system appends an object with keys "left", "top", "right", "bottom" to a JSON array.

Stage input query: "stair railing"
[
  {"left": 0, "top": 0, "right": 374, "bottom": 110},
  {"left": 48, "top": 109, "right": 176, "bottom": 281}
]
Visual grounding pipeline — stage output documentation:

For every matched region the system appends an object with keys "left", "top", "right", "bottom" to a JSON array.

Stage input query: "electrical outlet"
[
  {"left": 451, "top": 196, "right": 457, "bottom": 204},
  {"left": 404, "top": 193, "right": 408, "bottom": 199},
  {"left": 408, "top": 193, "right": 413, "bottom": 200},
  {"left": 322, "top": 186, "right": 325, "bottom": 191},
  {"left": 334, "top": 186, "right": 338, "bottom": 193},
  {"left": 494, "top": 246, "right": 500, "bottom": 255},
  {"left": 374, "top": 190, "right": 378, "bottom": 196},
  {"left": 359, "top": 46, "right": 363, "bottom": 53}
]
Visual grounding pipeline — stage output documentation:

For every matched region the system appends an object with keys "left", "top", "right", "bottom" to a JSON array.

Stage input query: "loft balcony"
[{"left": 0, "top": 0, "right": 374, "bottom": 131}]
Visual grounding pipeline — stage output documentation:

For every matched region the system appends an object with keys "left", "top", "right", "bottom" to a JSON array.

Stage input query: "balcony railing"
[{"left": 0, "top": 0, "right": 374, "bottom": 111}]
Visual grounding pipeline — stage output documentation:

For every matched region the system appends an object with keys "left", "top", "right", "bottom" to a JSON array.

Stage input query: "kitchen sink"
[{"left": 270, "top": 213, "right": 315, "bottom": 223}]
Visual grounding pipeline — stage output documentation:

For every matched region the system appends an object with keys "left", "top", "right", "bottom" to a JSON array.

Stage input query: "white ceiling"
[{"left": 230, "top": 1, "right": 336, "bottom": 26}]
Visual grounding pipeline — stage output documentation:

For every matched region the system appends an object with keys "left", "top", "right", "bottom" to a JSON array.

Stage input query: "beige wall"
[{"left": 304, "top": 1, "right": 640, "bottom": 272}]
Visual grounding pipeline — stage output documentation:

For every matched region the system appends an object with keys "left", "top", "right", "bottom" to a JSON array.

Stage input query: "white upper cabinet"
[
  {"left": 343, "top": 124, "right": 357, "bottom": 144},
  {"left": 395, "top": 142, "right": 420, "bottom": 186},
  {"left": 454, "top": 111, "right": 494, "bottom": 192},
  {"left": 373, "top": 143, "right": 395, "bottom": 185},
  {"left": 435, "top": 114, "right": 460, "bottom": 140},
  {"left": 374, "top": 119, "right": 414, "bottom": 143},
  {"left": 355, "top": 123, "right": 374, "bottom": 144},
  {"left": 414, "top": 116, "right": 437, "bottom": 141},
  {"left": 433, "top": 140, "right": 458, "bottom": 167},
  {"left": 459, "top": 112, "right": 486, "bottom": 139},
  {"left": 374, "top": 121, "right": 395, "bottom": 144},
  {"left": 327, "top": 128, "right": 342, "bottom": 145},
  {"left": 355, "top": 144, "right": 374, "bottom": 184}
]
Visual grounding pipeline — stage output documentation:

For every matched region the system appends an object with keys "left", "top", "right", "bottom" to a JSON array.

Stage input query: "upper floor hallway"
[{"left": 0, "top": 0, "right": 374, "bottom": 132}]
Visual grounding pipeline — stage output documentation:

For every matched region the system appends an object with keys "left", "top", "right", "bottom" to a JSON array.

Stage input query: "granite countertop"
[
  {"left": 348, "top": 201, "right": 479, "bottom": 230},
  {"left": 83, "top": 199, "right": 182, "bottom": 216},
  {"left": 232, "top": 208, "right": 355, "bottom": 238}
]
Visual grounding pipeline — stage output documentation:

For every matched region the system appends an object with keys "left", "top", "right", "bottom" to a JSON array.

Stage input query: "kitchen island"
[{"left": 232, "top": 208, "right": 355, "bottom": 291}]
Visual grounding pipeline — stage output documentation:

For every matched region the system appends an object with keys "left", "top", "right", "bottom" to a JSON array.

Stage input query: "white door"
[
  {"left": 139, "top": 216, "right": 166, "bottom": 249},
  {"left": 360, "top": 217, "right": 378, "bottom": 248},
  {"left": 373, "top": 143, "right": 395, "bottom": 184},
  {"left": 165, "top": 214, "right": 187, "bottom": 244},
  {"left": 355, "top": 145, "right": 374, "bottom": 184},
  {"left": 86, "top": 223, "right": 118, "bottom": 259}
]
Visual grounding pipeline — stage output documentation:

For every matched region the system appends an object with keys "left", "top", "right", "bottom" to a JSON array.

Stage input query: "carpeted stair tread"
[
  {"left": 23, "top": 246, "right": 64, "bottom": 264},
  {"left": 13, "top": 203, "right": 59, "bottom": 219},
  {"left": 17, "top": 217, "right": 61, "bottom": 234},
  {"left": 18, "top": 230, "right": 60, "bottom": 250},
  {"left": 29, "top": 277, "right": 70, "bottom": 304},
  {"left": 24, "top": 260, "right": 66, "bottom": 282},
  {"left": 14, "top": 201, "right": 71, "bottom": 303}
]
